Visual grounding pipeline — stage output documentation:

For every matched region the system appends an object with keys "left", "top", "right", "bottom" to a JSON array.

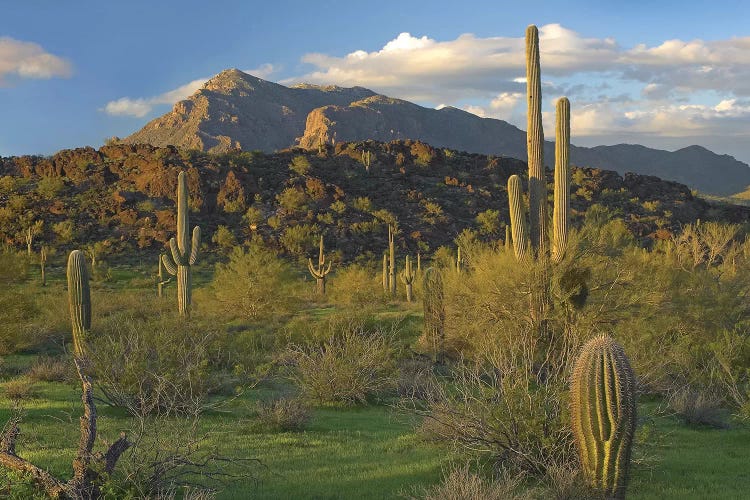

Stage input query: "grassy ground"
[{"left": 1, "top": 364, "right": 750, "bottom": 498}]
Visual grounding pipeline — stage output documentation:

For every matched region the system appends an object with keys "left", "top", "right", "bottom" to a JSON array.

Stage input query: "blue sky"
[{"left": 3, "top": 0, "right": 750, "bottom": 163}]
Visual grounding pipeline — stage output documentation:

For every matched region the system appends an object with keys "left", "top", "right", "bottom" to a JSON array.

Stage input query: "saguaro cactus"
[
  {"left": 362, "top": 150, "right": 371, "bottom": 172},
  {"left": 67, "top": 250, "right": 91, "bottom": 358},
  {"left": 308, "top": 235, "right": 332, "bottom": 295},
  {"left": 570, "top": 336, "right": 637, "bottom": 499},
  {"left": 422, "top": 268, "right": 445, "bottom": 364},
  {"left": 526, "top": 24, "right": 547, "bottom": 256},
  {"left": 382, "top": 253, "right": 388, "bottom": 293},
  {"left": 401, "top": 255, "right": 416, "bottom": 302},
  {"left": 455, "top": 247, "right": 464, "bottom": 274},
  {"left": 40, "top": 246, "right": 47, "bottom": 287},
  {"left": 504, "top": 225, "right": 512, "bottom": 251},
  {"left": 508, "top": 175, "right": 529, "bottom": 261},
  {"left": 552, "top": 97, "right": 571, "bottom": 262},
  {"left": 161, "top": 171, "right": 201, "bottom": 316},
  {"left": 388, "top": 225, "right": 396, "bottom": 296}
]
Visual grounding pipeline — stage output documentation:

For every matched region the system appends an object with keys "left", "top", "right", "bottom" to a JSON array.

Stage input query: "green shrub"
[
  {"left": 328, "top": 264, "right": 382, "bottom": 306},
  {"left": 287, "top": 324, "right": 398, "bottom": 405},
  {"left": 208, "top": 246, "right": 297, "bottom": 321},
  {"left": 4, "top": 376, "right": 38, "bottom": 401}
]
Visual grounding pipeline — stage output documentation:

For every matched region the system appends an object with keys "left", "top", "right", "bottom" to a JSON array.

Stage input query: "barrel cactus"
[
  {"left": 161, "top": 171, "right": 201, "bottom": 316},
  {"left": 67, "top": 250, "right": 91, "bottom": 357},
  {"left": 570, "top": 336, "right": 637, "bottom": 499}
]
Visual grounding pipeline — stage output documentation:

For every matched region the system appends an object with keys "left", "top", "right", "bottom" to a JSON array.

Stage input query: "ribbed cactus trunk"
[
  {"left": 422, "top": 268, "right": 445, "bottom": 364},
  {"left": 526, "top": 25, "right": 547, "bottom": 257},
  {"left": 40, "top": 247, "right": 47, "bottom": 287},
  {"left": 401, "top": 255, "right": 415, "bottom": 302},
  {"left": 571, "top": 336, "right": 637, "bottom": 499},
  {"left": 388, "top": 225, "right": 396, "bottom": 296},
  {"left": 382, "top": 253, "right": 388, "bottom": 293},
  {"left": 508, "top": 175, "right": 529, "bottom": 261},
  {"left": 161, "top": 171, "right": 201, "bottom": 317},
  {"left": 552, "top": 97, "right": 571, "bottom": 263},
  {"left": 177, "top": 265, "right": 191, "bottom": 313},
  {"left": 67, "top": 250, "right": 91, "bottom": 358}
]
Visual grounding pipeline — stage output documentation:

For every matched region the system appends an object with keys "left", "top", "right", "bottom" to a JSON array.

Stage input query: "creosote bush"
[
  {"left": 286, "top": 321, "right": 398, "bottom": 405},
  {"left": 256, "top": 396, "right": 312, "bottom": 431}
]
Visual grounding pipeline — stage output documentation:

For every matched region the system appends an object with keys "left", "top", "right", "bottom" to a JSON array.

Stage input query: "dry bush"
[
  {"left": 27, "top": 355, "right": 71, "bottom": 382},
  {"left": 413, "top": 463, "right": 531, "bottom": 500},
  {"left": 256, "top": 396, "right": 312, "bottom": 431},
  {"left": 4, "top": 376, "right": 38, "bottom": 401},
  {"left": 667, "top": 386, "right": 729, "bottom": 429},
  {"left": 327, "top": 264, "right": 384, "bottom": 307},
  {"left": 287, "top": 324, "right": 398, "bottom": 405}
]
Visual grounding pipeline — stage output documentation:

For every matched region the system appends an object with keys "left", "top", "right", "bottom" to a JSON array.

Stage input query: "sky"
[{"left": 2, "top": 0, "right": 750, "bottom": 164}]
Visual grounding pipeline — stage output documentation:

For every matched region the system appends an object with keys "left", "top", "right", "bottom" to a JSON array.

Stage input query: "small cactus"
[
  {"left": 422, "top": 267, "right": 445, "bottom": 364},
  {"left": 504, "top": 225, "right": 511, "bottom": 251},
  {"left": 388, "top": 225, "right": 396, "bottom": 296},
  {"left": 455, "top": 247, "right": 464, "bottom": 274},
  {"left": 361, "top": 150, "right": 371, "bottom": 172},
  {"left": 400, "top": 255, "right": 416, "bottom": 302},
  {"left": 40, "top": 246, "right": 47, "bottom": 287},
  {"left": 67, "top": 250, "right": 91, "bottom": 358},
  {"left": 161, "top": 171, "right": 201, "bottom": 316},
  {"left": 157, "top": 253, "right": 171, "bottom": 298},
  {"left": 308, "top": 235, "right": 332, "bottom": 295},
  {"left": 570, "top": 336, "right": 637, "bottom": 499}
]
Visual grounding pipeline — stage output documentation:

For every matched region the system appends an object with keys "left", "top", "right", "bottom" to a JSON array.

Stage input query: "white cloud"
[
  {"left": 0, "top": 37, "right": 72, "bottom": 82},
  {"left": 103, "top": 64, "right": 278, "bottom": 117}
]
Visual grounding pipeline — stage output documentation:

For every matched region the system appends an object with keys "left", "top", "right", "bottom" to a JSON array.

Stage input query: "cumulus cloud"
[
  {"left": 0, "top": 37, "right": 72, "bottom": 82},
  {"left": 103, "top": 64, "right": 277, "bottom": 117}
]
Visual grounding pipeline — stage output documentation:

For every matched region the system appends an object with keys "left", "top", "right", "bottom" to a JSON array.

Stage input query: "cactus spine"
[
  {"left": 388, "top": 225, "right": 396, "bottom": 296},
  {"left": 571, "top": 336, "right": 637, "bottom": 499},
  {"left": 508, "top": 175, "right": 529, "bottom": 261},
  {"left": 552, "top": 97, "right": 571, "bottom": 263},
  {"left": 161, "top": 171, "right": 201, "bottom": 317},
  {"left": 526, "top": 24, "right": 547, "bottom": 257},
  {"left": 422, "top": 268, "right": 445, "bottom": 364},
  {"left": 308, "top": 235, "right": 332, "bottom": 295},
  {"left": 67, "top": 250, "right": 91, "bottom": 358},
  {"left": 401, "top": 255, "right": 416, "bottom": 302}
]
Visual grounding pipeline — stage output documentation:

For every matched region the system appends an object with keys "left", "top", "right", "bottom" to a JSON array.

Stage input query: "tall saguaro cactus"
[
  {"left": 401, "top": 255, "right": 416, "bottom": 302},
  {"left": 388, "top": 225, "right": 396, "bottom": 296},
  {"left": 67, "top": 250, "right": 91, "bottom": 358},
  {"left": 161, "top": 171, "right": 201, "bottom": 317},
  {"left": 308, "top": 235, "right": 332, "bottom": 295},
  {"left": 526, "top": 24, "right": 547, "bottom": 257},
  {"left": 157, "top": 253, "right": 171, "bottom": 298},
  {"left": 571, "top": 336, "right": 637, "bottom": 499},
  {"left": 552, "top": 97, "right": 571, "bottom": 262},
  {"left": 422, "top": 267, "right": 445, "bottom": 364},
  {"left": 40, "top": 246, "right": 47, "bottom": 287}
]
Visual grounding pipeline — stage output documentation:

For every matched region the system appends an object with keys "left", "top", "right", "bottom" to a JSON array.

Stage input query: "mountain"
[{"left": 125, "top": 69, "right": 750, "bottom": 197}]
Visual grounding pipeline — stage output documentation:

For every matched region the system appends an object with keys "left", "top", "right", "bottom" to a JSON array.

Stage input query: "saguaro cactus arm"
[
  {"left": 508, "top": 175, "right": 529, "bottom": 261},
  {"left": 552, "top": 97, "right": 571, "bottom": 262}
]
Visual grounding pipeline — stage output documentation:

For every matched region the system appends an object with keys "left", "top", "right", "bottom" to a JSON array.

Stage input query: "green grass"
[{"left": 3, "top": 367, "right": 750, "bottom": 498}]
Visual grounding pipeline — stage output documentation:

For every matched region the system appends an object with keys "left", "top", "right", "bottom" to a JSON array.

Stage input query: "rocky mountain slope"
[
  {"left": 1, "top": 140, "right": 749, "bottom": 264},
  {"left": 125, "top": 70, "right": 750, "bottom": 197}
]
